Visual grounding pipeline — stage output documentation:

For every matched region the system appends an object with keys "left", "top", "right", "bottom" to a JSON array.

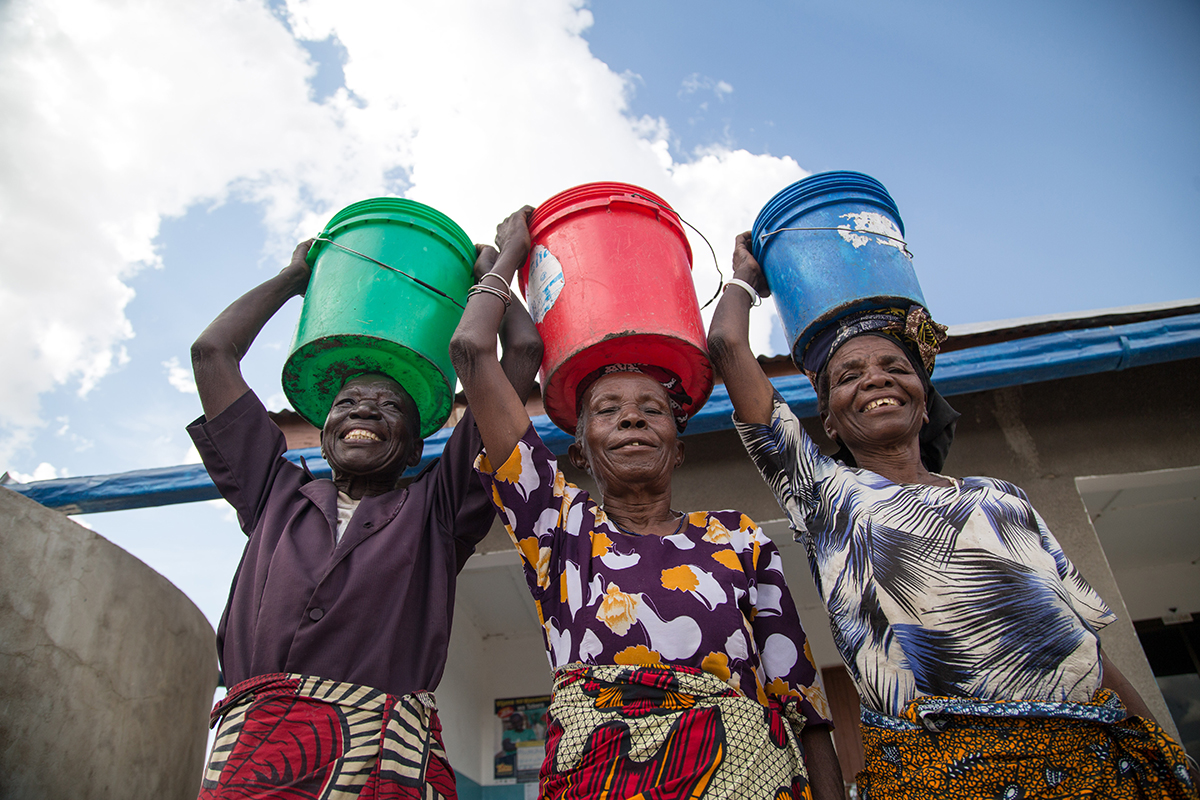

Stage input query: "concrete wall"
[
  {"left": 440, "top": 610, "right": 491, "bottom": 784},
  {"left": 0, "top": 488, "right": 218, "bottom": 800}
]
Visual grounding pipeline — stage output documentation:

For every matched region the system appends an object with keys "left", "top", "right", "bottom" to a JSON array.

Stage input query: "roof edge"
[{"left": 8, "top": 311, "right": 1200, "bottom": 514}]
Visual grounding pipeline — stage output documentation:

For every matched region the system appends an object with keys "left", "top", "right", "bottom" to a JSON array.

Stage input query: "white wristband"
[{"left": 724, "top": 277, "right": 762, "bottom": 307}]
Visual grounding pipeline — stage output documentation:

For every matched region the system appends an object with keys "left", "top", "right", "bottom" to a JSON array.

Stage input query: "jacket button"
[{"left": 309, "top": 608, "right": 325, "bottom": 621}]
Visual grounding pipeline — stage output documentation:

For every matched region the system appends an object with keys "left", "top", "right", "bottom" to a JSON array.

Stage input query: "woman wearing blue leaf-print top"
[{"left": 707, "top": 232, "right": 1197, "bottom": 799}]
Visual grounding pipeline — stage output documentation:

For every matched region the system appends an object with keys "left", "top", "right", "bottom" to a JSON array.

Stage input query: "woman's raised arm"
[
  {"left": 706, "top": 232, "right": 776, "bottom": 426},
  {"left": 191, "top": 239, "right": 313, "bottom": 421},
  {"left": 450, "top": 206, "right": 540, "bottom": 463}
]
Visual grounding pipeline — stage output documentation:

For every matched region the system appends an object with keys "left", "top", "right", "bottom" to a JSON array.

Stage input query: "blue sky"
[{"left": 2, "top": 0, "right": 1198, "bottom": 626}]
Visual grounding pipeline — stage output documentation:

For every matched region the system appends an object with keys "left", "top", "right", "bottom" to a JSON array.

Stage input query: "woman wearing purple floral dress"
[{"left": 450, "top": 208, "right": 844, "bottom": 800}]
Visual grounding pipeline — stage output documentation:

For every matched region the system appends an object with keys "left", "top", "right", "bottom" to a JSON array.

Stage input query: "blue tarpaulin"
[{"left": 7, "top": 313, "right": 1199, "bottom": 514}]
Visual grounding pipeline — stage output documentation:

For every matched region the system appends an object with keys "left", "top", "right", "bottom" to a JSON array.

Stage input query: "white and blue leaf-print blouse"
[{"left": 735, "top": 396, "right": 1116, "bottom": 717}]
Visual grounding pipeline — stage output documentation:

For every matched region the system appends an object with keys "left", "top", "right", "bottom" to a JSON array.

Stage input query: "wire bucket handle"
[
  {"left": 629, "top": 193, "right": 725, "bottom": 310},
  {"left": 312, "top": 235, "right": 467, "bottom": 310}
]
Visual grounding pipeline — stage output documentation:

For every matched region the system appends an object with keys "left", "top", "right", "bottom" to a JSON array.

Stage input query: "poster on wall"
[{"left": 494, "top": 695, "right": 551, "bottom": 783}]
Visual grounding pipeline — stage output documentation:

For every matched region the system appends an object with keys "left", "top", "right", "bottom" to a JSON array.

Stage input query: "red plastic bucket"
[{"left": 518, "top": 182, "right": 713, "bottom": 433}]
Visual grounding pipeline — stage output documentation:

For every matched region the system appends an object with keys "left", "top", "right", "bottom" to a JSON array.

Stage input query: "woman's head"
[
  {"left": 804, "top": 306, "right": 945, "bottom": 384},
  {"left": 320, "top": 373, "right": 424, "bottom": 493},
  {"left": 572, "top": 362, "right": 694, "bottom": 434},
  {"left": 815, "top": 332, "right": 933, "bottom": 419},
  {"left": 804, "top": 306, "right": 958, "bottom": 472},
  {"left": 568, "top": 371, "right": 685, "bottom": 498},
  {"left": 819, "top": 335, "right": 930, "bottom": 456}
]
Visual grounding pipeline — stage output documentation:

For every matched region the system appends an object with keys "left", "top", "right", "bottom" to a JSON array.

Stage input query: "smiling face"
[
  {"left": 568, "top": 372, "right": 684, "bottom": 497},
  {"left": 320, "top": 374, "right": 423, "bottom": 491},
  {"left": 821, "top": 335, "right": 929, "bottom": 456}
]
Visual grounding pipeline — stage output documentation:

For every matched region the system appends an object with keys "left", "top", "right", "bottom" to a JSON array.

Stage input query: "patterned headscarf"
[
  {"left": 575, "top": 363, "right": 694, "bottom": 432},
  {"left": 801, "top": 305, "right": 960, "bottom": 472},
  {"left": 800, "top": 305, "right": 947, "bottom": 384}
]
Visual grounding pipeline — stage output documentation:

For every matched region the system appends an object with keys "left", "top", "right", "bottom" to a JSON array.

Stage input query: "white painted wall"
[
  {"left": 438, "top": 608, "right": 489, "bottom": 783},
  {"left": 439, "top": 587, "right": 552, "bottom": 787}
]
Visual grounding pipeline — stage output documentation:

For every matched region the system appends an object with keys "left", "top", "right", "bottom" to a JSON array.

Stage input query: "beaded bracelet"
[{"left": 467, "top": 283, "right": 511, "bottom": 309}]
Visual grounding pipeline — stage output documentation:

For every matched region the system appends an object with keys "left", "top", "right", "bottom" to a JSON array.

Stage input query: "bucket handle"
[
  {"left": 757, "top": 226, "right": 914, "bottom": 259},
  {"left": 312, "top": 236, "right": 467, "bottom": 310},
  {"left": 629, "top": 193, "right": 724, "bottom": 311}
]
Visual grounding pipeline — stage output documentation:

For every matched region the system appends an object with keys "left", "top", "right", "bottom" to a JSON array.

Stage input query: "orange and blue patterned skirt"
[{"left": 857, "top": 689, "right": 1197, "bottom": 799}]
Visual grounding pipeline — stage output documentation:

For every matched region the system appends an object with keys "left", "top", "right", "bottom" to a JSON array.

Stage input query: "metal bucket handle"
[
  {"left": 312, "top": 235, "right": 467, "bottom": 310},
  {"left": 629, "top": 193, "right": 724, "bottom": 310}
]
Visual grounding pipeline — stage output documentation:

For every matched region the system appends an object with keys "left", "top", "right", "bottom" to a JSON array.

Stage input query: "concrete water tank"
[{"left": 0, "top": 488, "right": 218, "bottom": 799}]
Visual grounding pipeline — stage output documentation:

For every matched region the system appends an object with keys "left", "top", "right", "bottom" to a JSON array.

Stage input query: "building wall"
[
  {"left": 440, "top": 610, "right": 491, "bottom": 783},
  {"left": 0, "top": 488, "right": 218, "bottom": 800},
  {"left": 439, "top": 607, "right": 551, "bottom": 795}
]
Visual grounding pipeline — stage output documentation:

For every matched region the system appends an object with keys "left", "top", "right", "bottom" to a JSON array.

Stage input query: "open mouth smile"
[
  {"left": 862, "top": 397, "right": 901, "bottom": 412},
  {"left": 343, "top": 429, "right": 382, "bottom": 442}
]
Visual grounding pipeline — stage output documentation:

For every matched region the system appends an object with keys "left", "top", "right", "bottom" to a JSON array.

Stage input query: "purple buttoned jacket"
[{"left": 188, "top": 390, "right": 494, "bottom": 698}]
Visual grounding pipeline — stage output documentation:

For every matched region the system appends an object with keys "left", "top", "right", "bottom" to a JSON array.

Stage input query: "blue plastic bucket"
[{"left": 751, "top": 171, "right": 926, "bottom": 363}]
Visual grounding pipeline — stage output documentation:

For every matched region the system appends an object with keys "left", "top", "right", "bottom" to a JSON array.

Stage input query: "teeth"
[
  {"left": 865, "top": 398, "right": 899, "bottom": 411},
  {"left": 344, "top": 430, "right": 381, "bottom": 441}
]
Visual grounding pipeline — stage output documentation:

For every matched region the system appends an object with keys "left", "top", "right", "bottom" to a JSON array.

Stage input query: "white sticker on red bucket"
[
  {"left": 837, "top": 211, "right": 907, "bottom": 253},
  {"left": 528, "top": 244, "right": 565, "bottom": 324}
]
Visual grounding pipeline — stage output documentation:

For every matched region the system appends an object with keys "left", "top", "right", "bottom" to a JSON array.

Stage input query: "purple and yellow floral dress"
[{"left": 476, "top": 424, "right": 832, "bottom": 800}]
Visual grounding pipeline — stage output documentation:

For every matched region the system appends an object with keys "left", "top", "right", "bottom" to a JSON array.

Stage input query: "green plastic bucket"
[{"left": 282, "top": 197, "right": 475, "bottom": 439}]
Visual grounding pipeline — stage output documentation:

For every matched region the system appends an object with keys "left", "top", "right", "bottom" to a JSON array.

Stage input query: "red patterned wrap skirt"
[{"left": 198, "top": 673, "right": 458, "bottom": 800}]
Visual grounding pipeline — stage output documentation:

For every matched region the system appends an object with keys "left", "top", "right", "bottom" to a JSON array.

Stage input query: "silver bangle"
[
  {"left": 466, "top": 283, "right": 511, "bottom": 309},
  {"left": 724, "top": 277, "right": 761, "bottom": 307},
  {"left": 478, "top": 270, "right": 511, "bottom": 289}
]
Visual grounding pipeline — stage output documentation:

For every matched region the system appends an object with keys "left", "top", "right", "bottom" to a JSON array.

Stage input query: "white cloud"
[
  {"left": 668, "top": 147, "right": 808, "bottom": 354},
  {"left": 262, "top": 392, "right": 292, "bottom": 413},
  {"left": 0, "top": 0, "right": 373, "bottom": 464},
  {"left": 5, "top": 461, "right": 64, "bottom": 483},
  {"left": 680, "top": 73, "right": 733, "bottom": 101},
  {"left": 205, "top": 496, "right": 239, "bottom": 525},
  {"left": 283, "top": 0, "right": 802, "bottom": 351},
  {"left": 163, "top": 357, "right": 197, "bottom": 395},
  {"left": 1, "top": 0, "right": 808, "bottom": 466},
  {"left": 50, "top": 415, "right": 94, "bottom": 454}
]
